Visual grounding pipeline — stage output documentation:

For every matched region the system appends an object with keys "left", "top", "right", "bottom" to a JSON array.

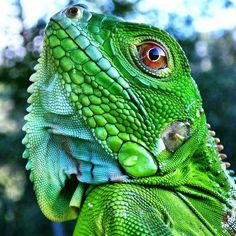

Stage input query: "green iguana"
[{"left": 22, "top": 4, "right": 236, "bottom": 235}]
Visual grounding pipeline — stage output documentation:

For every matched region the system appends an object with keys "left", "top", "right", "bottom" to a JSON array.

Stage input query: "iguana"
[{"left": 22, "top": 4, "right": 236, "bottom": 235}]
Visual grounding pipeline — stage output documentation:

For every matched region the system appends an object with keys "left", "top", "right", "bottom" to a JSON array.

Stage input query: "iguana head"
[{"left": 23, "top": 4, "right": 235, "bottom": 223}]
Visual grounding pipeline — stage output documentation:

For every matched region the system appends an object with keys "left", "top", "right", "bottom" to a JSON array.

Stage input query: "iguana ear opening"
[{"left": 161, "top": 121, "right": 191, "bottom": 152}]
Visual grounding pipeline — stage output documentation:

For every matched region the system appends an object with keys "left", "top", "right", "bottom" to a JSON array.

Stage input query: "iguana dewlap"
[{"left": 22, "top": 4, "right": 236, "bottom": 235}]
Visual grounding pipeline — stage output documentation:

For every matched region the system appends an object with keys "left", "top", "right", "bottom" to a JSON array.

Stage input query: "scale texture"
[{"left": 22, "top": 4, "right": 236, "bottom": 235}]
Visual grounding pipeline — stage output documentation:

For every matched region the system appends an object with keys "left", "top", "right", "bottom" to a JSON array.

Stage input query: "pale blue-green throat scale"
[{"left": 22, "top": 4, "right": 236, "bottom": 235}]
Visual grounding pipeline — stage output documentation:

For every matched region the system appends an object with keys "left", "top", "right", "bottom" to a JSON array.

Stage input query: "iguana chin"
[{"left": 22, "top": 4, "right": 236, "bottom": 235}]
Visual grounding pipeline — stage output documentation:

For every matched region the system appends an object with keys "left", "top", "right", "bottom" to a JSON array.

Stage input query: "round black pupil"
[
  {"left": 69, "top": 7, "right": 78, "bottom": 15},
  {"left": 149, "top": 47, "right": 160, "bottom": 61}
]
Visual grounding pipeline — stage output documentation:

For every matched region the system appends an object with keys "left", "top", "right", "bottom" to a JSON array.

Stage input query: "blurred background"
[{"left": 0, "top": 0, "right": 236, "bottom": 235}]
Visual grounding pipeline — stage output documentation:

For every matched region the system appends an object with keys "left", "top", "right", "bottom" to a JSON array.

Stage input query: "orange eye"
[{"left": 138, "top": 43, "right": 167, "bottom": 70}]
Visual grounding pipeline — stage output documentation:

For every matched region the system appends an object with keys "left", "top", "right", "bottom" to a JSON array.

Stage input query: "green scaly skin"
[{"left": 22, "top": 4, "right": 236, "bottom": 235}]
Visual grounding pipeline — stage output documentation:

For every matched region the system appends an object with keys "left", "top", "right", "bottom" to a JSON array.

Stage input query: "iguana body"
[{"left": 22, "top": 4, "right": 236, "bottom": 235}]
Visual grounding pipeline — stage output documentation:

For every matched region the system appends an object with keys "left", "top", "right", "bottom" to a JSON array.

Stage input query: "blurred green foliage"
[{"left": 0, "top": 0, "right": 235, "bottom": 235}]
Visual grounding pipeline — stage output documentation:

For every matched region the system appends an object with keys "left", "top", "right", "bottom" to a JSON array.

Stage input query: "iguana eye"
[
  {"left": 138, "top": 43, "right": 167, "bottom": 70},
  {"left": 66, "top": 6, "right": 83, "bottom": 19}
]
